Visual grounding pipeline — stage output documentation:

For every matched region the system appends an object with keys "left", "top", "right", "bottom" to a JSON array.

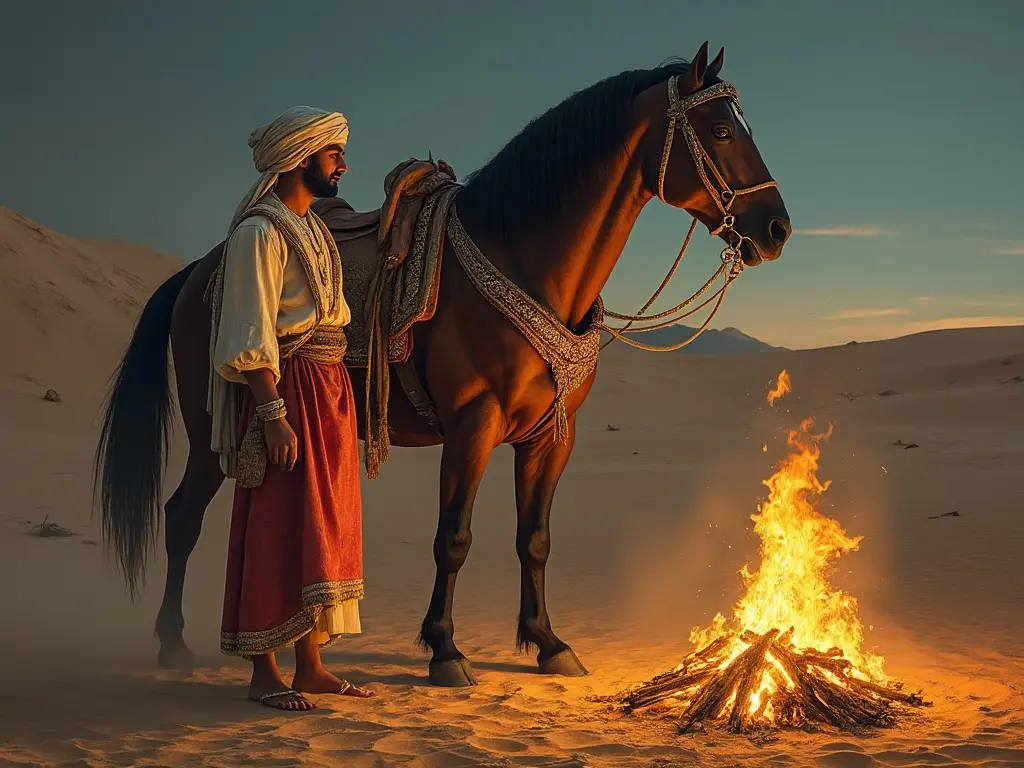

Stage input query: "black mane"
[{"left": 456, "top": 58, "right": 715, "bottom": 240}]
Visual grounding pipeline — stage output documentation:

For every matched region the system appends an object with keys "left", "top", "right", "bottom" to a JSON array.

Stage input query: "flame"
[
  {"left": 683, "top": 372, "right": 885, "bottom": 724},
  {"left": 767, "top": 370, "right": 791, "bottom": 408}
]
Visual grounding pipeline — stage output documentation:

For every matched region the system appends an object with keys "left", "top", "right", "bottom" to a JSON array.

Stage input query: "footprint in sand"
[
  {"left": 550, "top": 728, "right": 613, "bottom": 746},
  {"left": 815, "top": 751, "right": 874, "bottom": 768},
  {"left": 469, "top": 736, "right": 529, "bottom": 754},
  {"left": 938, "top": 743, "right": 1024, "bottom": 764}
]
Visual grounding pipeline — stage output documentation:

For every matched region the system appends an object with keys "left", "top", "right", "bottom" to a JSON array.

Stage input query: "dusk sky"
[{"left": 1, "top": 0, "right": 1021, "bottom": 349}]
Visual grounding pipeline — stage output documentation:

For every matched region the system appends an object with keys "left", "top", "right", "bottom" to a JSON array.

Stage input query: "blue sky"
[{"left": 1, "top": 0, "right": 1021, "bottom": 349}]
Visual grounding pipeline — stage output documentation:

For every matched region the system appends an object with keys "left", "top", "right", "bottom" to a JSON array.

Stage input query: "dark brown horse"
[{"left": 94, "top": 43, "right": 791, "bottom": 687}]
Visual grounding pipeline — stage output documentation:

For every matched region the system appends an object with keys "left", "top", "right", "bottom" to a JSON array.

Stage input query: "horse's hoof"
[
  {"left": 158, "top": 644, "right": 197, "bottom": 669},
  {"left": 428, "top": 657, "right": 478, "bottom": 687},
  {"left": 538, "top": 648, "right": 588, "bottom": 677}
]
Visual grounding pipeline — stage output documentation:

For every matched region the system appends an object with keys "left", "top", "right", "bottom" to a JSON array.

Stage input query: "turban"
[{"left": 227, "top": 105, "right": 350, "bottom": 233}]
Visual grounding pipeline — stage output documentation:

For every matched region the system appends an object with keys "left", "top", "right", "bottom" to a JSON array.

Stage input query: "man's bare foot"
[
  {"left": 249, "top": 665, "right": 316, "bottom": 711},
  {"left": 292, "top": 666, "right": 375, "bottom": 698}
]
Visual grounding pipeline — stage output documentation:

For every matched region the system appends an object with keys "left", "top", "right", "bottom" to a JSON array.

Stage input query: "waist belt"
[{"left": 293, "top": 325, "right": 348, "bottom": 364}]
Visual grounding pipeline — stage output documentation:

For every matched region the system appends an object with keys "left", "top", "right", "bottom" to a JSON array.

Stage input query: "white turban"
[{"left": 228, "top": 105, "right": 350, "bottom": 232}]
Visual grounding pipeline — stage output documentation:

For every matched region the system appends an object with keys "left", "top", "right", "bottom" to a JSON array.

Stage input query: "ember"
[{"left": 619, "top": 372, "right": 929, "bottom": 733}]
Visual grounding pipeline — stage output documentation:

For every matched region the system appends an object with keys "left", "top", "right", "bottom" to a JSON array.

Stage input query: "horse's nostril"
[{"left": 768, "top": 217, "right": 792, "bottom": 246}]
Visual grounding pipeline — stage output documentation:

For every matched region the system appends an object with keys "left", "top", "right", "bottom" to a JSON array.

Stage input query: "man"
[{"left": 206, "top": 106, "right": 374, "bottom": 711}]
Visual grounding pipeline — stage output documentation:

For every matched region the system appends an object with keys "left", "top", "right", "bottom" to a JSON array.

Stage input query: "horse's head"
[{"left": 642, "top": 42, "right": 791, "bottom": 266}]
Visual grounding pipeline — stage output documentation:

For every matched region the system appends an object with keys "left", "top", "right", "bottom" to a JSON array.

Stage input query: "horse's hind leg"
[
  {"left": 155, "top": 448, "right": 224, "bottom": 668},
  {"left": 418, "top": 395, "right": 503, "bottom": 687},
  {"left": 157, "top": 258, "right": 225, "bottom": 667}
]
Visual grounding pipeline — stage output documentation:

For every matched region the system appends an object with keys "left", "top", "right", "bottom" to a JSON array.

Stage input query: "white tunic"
[{"left": 212, "top": 208, "right": 352, "bottom": 385}]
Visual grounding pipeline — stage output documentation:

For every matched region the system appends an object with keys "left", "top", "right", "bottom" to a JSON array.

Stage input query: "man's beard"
[{"left": 302, "top": 164, "right": 339, "bottom": 198}]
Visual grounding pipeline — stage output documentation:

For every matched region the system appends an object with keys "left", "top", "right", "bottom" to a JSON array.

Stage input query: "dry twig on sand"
[{"left": 27, "top": 515, "right": 78, "bottom": 538}]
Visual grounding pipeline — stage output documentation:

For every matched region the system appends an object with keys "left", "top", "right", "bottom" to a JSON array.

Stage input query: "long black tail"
[{"left": 92, "top": 261, "right": 199, "bottom": 600}]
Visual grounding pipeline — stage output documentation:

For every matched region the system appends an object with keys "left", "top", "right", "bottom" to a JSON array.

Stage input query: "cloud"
[
  {"left": 795, "top": 226, "right": 889, "bottom": 237},
  {"left": 992, "top": 244, "right": 1024, "bottom": 255},
  {"left": 822, "top": 307, "right": 911, "bottom": 321},
  {"left": 956, "top": 297, "right": 1024, "bottom": 309},
  {"left": 962, "top": 236, "right": 1024, "bottom": 255}
]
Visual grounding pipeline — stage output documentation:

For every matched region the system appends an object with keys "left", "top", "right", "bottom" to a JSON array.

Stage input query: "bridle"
[
  {"left": 597, "top": 76, "right": 780, "bottom": 353},
  {"left": 657, "top": 77, "right": 778, "bottom": 268}
]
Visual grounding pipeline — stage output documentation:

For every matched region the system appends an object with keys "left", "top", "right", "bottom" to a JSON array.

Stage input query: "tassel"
[
  {"left": 365, "top": 444, "right": 381, "bottom": 480},
  {"left": 376, "top": 411, "right": 391, "bottom": 466},
  {"left": 554, "top": 394, "right": 569, "bottom": 444}
]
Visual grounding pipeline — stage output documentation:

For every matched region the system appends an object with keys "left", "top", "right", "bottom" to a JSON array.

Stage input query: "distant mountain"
[{"left": 602, "top": 324, "right": 786, "bottom": 355}]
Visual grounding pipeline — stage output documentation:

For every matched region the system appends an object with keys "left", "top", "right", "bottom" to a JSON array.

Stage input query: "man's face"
[{"left": 302, "top": 144, "right": 347, "bottom": 198}]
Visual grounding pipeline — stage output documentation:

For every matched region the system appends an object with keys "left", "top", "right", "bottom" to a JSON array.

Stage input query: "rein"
[{"left": 598, "top": 77, "right": 778, "bottom": 352}]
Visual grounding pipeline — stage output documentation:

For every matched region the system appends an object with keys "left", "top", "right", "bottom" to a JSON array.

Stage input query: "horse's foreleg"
[
  {"left": 513, "top": 414, "right": 588, "bottom": 677},
  {"left": 418, "top": 395, "right": 503, "bottom": 687},
  {"left": 155, "top": 449, "right": 225, "bottom": 668}
]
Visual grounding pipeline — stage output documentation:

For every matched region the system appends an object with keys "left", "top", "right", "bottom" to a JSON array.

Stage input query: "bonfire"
[{"left": 620, "top": 371, "right": 928, "bottom": 733}]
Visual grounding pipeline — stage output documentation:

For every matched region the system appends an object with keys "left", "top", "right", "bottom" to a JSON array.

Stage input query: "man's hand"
[
  {"left": 264, "top": 416, "right": 299, "bottom": 471},
  {"left": 243, "top": 367, "right": 299, "bottom": 471}
]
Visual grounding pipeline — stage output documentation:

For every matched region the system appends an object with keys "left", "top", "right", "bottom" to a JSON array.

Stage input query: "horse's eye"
[{"left": 713, "top": 125, "right": 732, "bottom": 140}]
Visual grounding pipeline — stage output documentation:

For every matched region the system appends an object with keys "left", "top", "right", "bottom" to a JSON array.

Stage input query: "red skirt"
[{"left": 220, "top": 356, "right": 364, "bottom": 657}]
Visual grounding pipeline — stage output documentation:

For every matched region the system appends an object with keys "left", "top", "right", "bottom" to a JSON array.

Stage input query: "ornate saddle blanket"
[
  {"left": 311, "top": 158, "right": 460, "bottom": 479},
  {"left": 311, "top": 159, "right": 459, "bottom": 368}
]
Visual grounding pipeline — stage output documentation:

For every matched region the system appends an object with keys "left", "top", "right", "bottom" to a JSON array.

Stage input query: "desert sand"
[{"left": 1, "top": 205, "right": 1022, "bottom": 767}]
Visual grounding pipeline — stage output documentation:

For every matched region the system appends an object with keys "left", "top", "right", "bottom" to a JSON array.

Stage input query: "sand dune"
[
  {"left": 0, "top": 206, "right": 181, "bottom": 398},
  {"left": 1, "top": 210, "right": 1022, "bottom": 767}
]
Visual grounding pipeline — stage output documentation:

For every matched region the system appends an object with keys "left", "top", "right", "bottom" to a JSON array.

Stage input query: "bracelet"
[{"left": 255, "top": 398, "right": 287, "bottom": 422}]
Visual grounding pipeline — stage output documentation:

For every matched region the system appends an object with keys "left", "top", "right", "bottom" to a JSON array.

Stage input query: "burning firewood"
[
  {"left": 615, "top": 371, "right": 932, "bottom": 734},
  {"left": 620, "top": 628, "right": 928, "bottom": 733}
]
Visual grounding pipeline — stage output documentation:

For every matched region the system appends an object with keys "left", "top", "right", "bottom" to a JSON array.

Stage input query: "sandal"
[
  {"left": 338, "top": 680, "right": 375, "bottom": 698},
  {"left": 257, "top": 689, "right": 315, "bottom": 710}
]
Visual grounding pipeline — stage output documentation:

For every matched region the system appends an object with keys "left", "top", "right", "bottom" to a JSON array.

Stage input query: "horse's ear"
[
  {"left": 708, "top": 46, "right": 725, "bottom": 77},
  {"left": 682, "top": 41, "right": 710, "bottom": 92}
]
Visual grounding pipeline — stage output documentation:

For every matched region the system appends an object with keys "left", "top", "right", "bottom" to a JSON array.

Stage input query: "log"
[
  {"left": 853, "top": 677, "right": 927, "bottom": 706},
  {"left": 727, "top": 631, "right": 779, "bottom": 732},
  {"left": 624, "top": 668, "right": 715, "bottom": 712},
  {"left": 772, "top": 643, "right": 901, "bottom": 728},
  {"left": 770, "top": 643, "right": 846, "bottom": 727},
  {"left": 623, "top": 634, "right": 736, "bottom": 712},
  {"left": 618, "top": 626, "right": 930, "bottom": 734},
  {"left": 695, "top": 635, "right": 732, "bottom": 661},
  {"left": 679, "top": 629, "right": 779, "bottom": 733}
]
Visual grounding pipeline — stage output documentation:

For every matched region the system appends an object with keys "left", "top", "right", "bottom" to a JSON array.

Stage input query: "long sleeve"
[{"left": 213, "top": 217, "right": 286, "bottom": 384}]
